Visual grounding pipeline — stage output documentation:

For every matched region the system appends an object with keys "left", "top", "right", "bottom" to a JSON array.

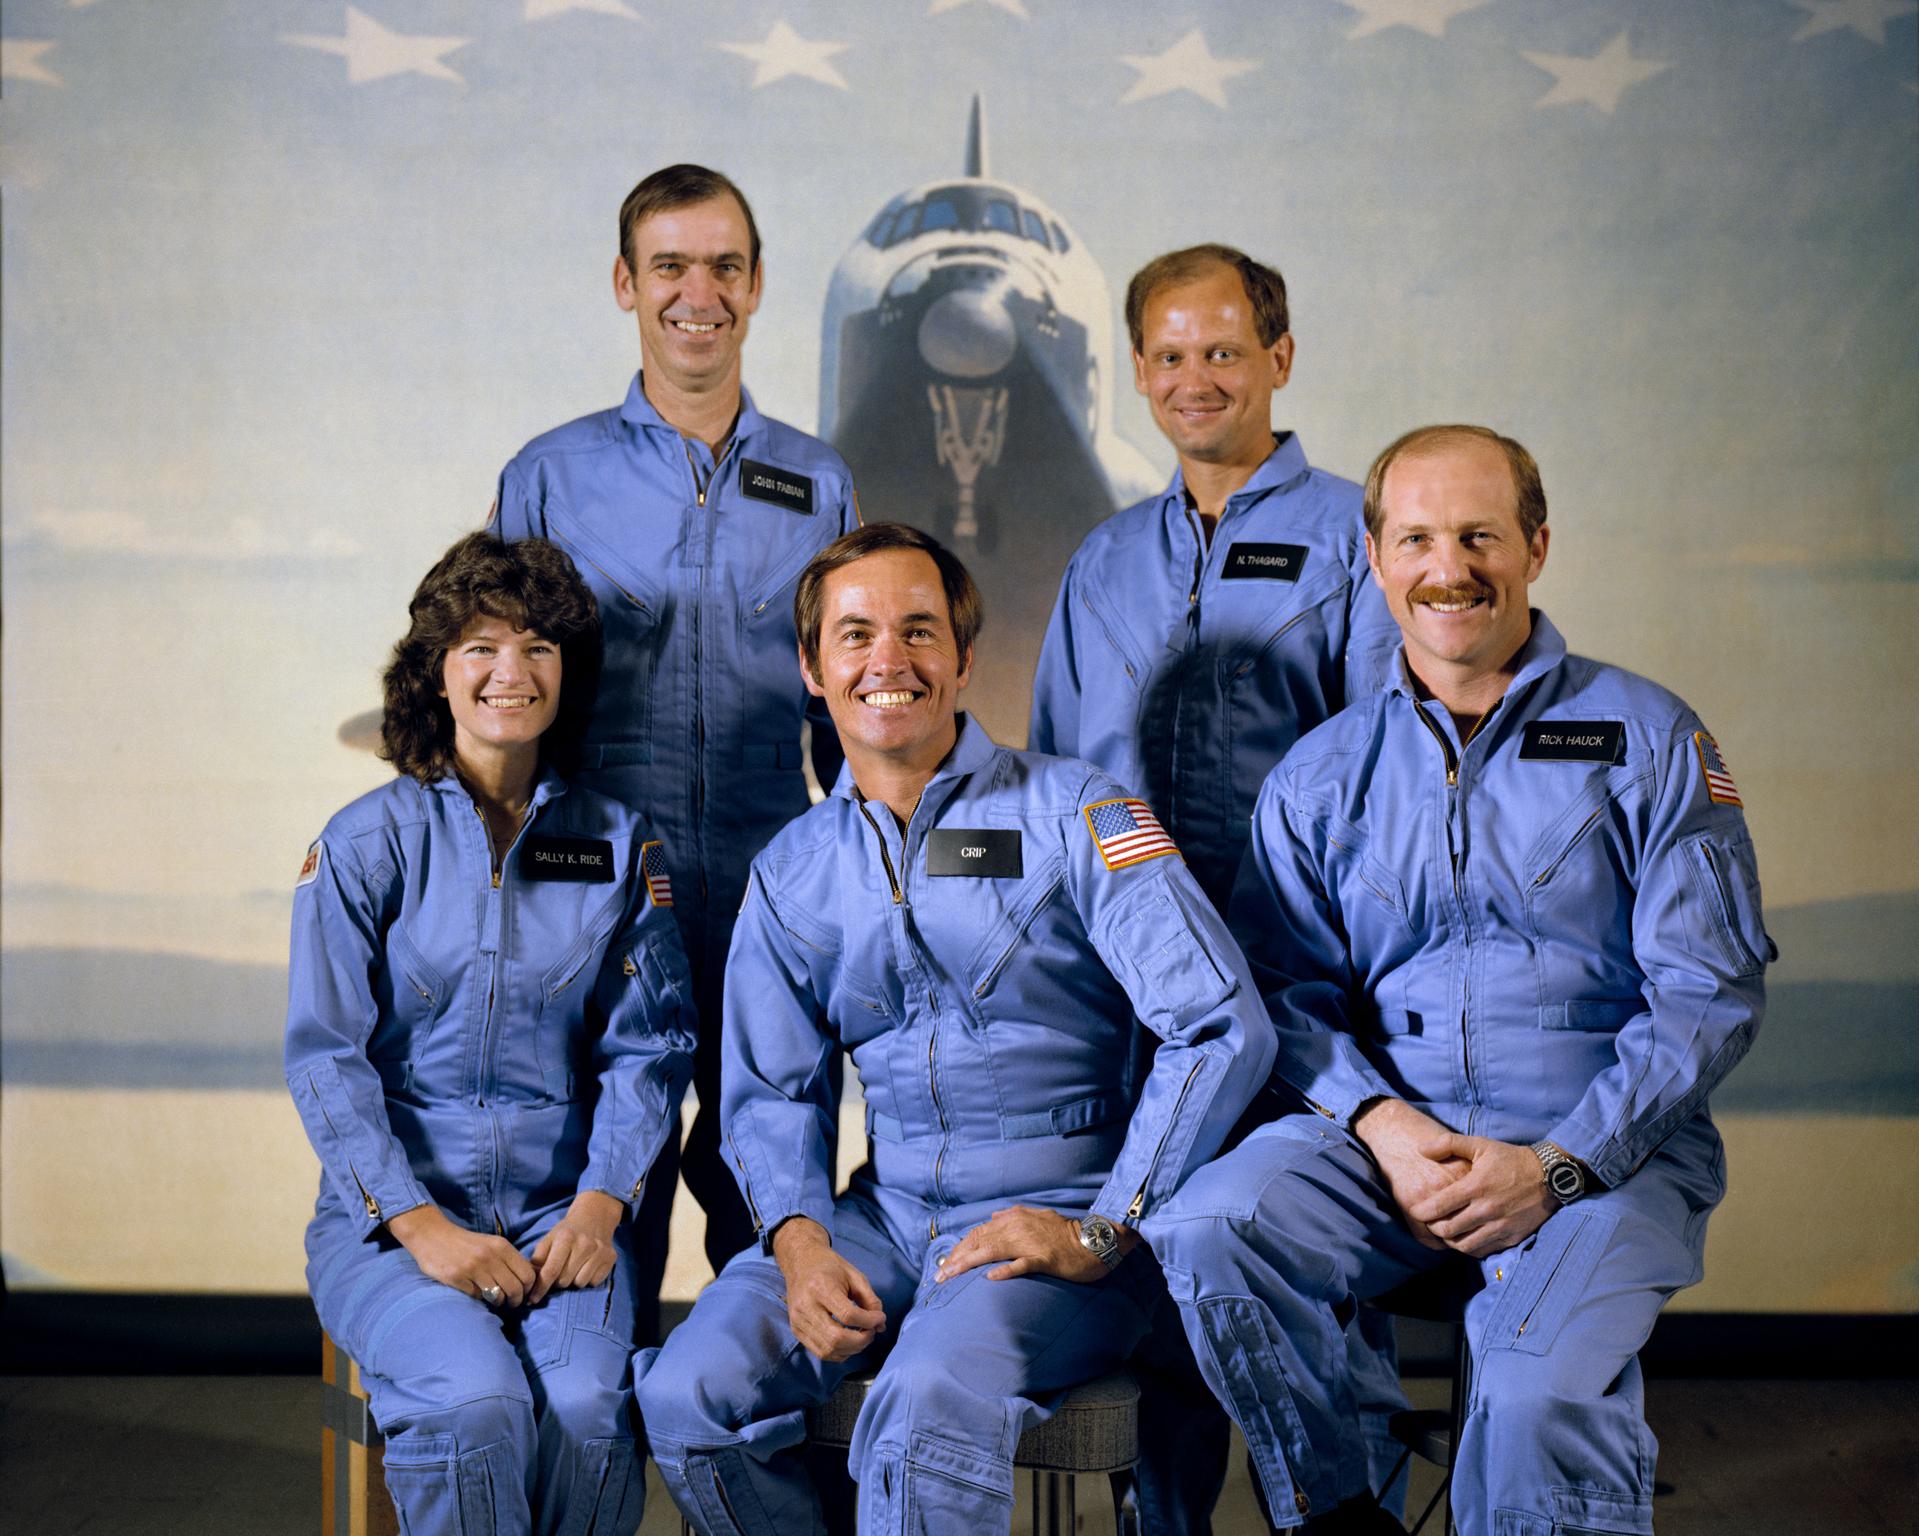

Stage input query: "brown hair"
[
  {"left": 794, "top": 524, "right": 983, "bottom": 680},
  {"left": 617, "top": 163, "right": 762, "bottom": 275},
  {"left": 1125, "top": 243, "right": 1290, "bottom": 352},
  {"left": 380, "top": 533, "right": 602, "bottom": 783},
  {"left": 1361, "top": 425, "right": 1549, "bottom": 546}
]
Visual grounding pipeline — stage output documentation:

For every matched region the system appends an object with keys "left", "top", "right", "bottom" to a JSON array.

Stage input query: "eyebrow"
[
  {"left": 834, "top": 611, "right": 943, "bottom": 629},
  {"left": 647, "top": 249, "right": 747, "bottom": 266}
]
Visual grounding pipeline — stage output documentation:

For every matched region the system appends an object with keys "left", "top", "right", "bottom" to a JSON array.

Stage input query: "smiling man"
[
  {"left": 493, "top": 165, "right": 860, "bottom": 1329},
  {"left": 1142, "top": 426, "right": 1774, "bottom": 1534},
  {"left": 634, "top": 524, "right": 1277, "bottom": 1536}
]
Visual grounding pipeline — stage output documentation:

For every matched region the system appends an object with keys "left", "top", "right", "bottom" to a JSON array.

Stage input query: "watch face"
[
  {"left": 1548, "top": 1161, "right": 1584, "bottom": 1201},
  {"left": 1081, "top": 1216, "right": 1117, "bottom": 1251}
]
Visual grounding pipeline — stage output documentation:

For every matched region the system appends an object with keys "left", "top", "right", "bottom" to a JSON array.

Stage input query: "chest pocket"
[
  {"left": 1077, "top": 571, "right": 1157, "bottom": 684},
  {"left": 536, "top": 886, "right": 628, "bottom": 1099},
  {"left": 1321, "top": 812, "right": 1414, "bottom": 958},
  {"left": 375, "top": 922, "right": 445, "bottom": 1062},
  {"left": 1521, "top": 773, "right": 1635, "bottom": 944},
  {"left": 544, "top": 503, "right": 662, "bottom": 757},
  {"left": 965, "top": 856, "right": 1068, "bottom": 1011}
]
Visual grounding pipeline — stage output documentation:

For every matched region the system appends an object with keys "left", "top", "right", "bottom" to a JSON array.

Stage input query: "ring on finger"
[{"left": 480, "top": 1284, "right": 505, "bottom": 1307}]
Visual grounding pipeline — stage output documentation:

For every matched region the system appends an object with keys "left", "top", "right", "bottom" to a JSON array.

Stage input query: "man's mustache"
[{"left": 1407, "top": 581, "right": 1493, "bottom": 607}]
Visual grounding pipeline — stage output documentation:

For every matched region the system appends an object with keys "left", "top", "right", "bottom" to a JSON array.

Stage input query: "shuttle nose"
[{"left": 916, "top": 286, "right": 1017, "bottom": 379}]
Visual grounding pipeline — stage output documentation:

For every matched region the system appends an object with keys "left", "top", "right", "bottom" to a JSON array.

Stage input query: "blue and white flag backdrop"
[{"left": 3, "top": 0, "right": 1914, "bottom": 1308}]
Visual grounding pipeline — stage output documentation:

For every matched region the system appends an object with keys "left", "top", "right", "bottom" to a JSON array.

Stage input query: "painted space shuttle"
[{"left": 819, "top": 96, "right": 1160, "bottom": 743}]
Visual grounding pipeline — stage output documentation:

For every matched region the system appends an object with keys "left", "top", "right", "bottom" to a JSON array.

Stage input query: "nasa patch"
[{"left": 296, "top": 840, "right": 323, "bottom": 889}]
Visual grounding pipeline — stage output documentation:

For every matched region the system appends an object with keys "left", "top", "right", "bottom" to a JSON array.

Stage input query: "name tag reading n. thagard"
[
  {"left": 739, "top": 459, "right": 814, "bottom": 515},
  {"left": 926, "top": 829, "right": 1023, "bottom": 878},
  {"left": 1519, "top": 720, "right": 1626, "bottom": 765},
  {"left": 519, "top": 835, "right": 616, "bottom": 882},
  {"left": 1221, "top": 542, "right": 1309, "bottom": 582}
]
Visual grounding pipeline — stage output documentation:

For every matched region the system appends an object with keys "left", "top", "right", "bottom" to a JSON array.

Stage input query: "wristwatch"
[
  {"left": 1531, "top": 1141, "right": 1588, "bottom": 1205},
  {"left": 1077, "top": 1214, "right": 1124, "bottom": 1270}
]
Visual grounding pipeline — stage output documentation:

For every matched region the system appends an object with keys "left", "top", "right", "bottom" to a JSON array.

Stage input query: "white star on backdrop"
[
  {"left": 283, "top": 7, "right": 469, "bottom": 84},
  {"left": 1, "top": 39, "right": 62, "bottom": 85},
  {"left": 1789, "top": 0, "right": 1917, "bottom": 44},
  {"left": 1336, "top": 0, "right": 1493, "bottom": 41},
  {"left": 525, "top": 0, "right": 639, "bottom": 21},
  {"left": 717, "top": 21, "right": 850, "bottom": 89},
  {"left": 929, "top": 0, "right": 1031, "bottom": 17},
  {"left": 1119, "top": 29, "right": 1258, "bottom": 109},
  {"left": 1523, "top": 31, "right": 1670, "bottom": 115}
]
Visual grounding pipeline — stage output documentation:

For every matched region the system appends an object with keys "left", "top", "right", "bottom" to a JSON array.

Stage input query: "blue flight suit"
[
  {"left": 496, "top": 376, "right": 860, "bottom": 1285},
  {"left": 634, "top": 718, "right": 1278, "bottom": 1536},
  {"left": 1143, "top": 614, "right": 1773, "bottom": 1533},
  {"left": 1029, "top": 432, "right": 1405, "bottom": 1528},
  {"left": 1029, "top": 433, "right": 1400, "bottom": 910},
  {"left": 287, "top": 770, "right": 696, "bottom": 1536}
]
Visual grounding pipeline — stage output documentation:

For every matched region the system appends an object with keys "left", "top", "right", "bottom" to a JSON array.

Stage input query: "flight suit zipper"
[
  {"left": 729, "top": 1134, "right": 765, "bottom": 1235},
  {"left": 854, "top": 799, "right": 905, "bottom": 903},
  {"left": 1410, "top": 703, "right": 1481, "bottom": 1104},
  {"left": 311, "top": 1079, "right": 381, "bottom": 1220},
  {"left": 685, "top": 438, "right": 742, "bottom": 911},
  {"left": 1126, "top": 1057, "right": 1205, "bottom": 1222}
]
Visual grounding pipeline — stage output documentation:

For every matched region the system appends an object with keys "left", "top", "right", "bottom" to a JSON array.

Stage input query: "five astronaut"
[{"left": 285, "top": 163, "right": 1772, "bottom": 1536}]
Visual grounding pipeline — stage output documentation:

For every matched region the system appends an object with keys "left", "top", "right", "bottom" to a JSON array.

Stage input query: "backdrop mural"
[{"left": 2, "top": 0, "right": 1914, "bottom": 1314}]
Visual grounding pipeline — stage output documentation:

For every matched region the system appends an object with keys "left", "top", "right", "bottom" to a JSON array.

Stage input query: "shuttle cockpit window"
[
  {"left": 866, "top": 208, "right": 897, "bottom": 247},
  {"left": 878, "top": 188, "right": 1065, "bottom": 250},
  {"left": 921, "top": 197, "right": 962, "bottom": 232},
  {"left": 885, "top": 203, "right": 922, "bottom": 247},
  {"left": 1050, "top": 220, "right": 1071, "bottom": 253},
  {"left": 982, "top": 198, "right": 1019, "bottom": 235},
  {"left": 1021, "top": 208, "right": 1051, "bottom": 248}
]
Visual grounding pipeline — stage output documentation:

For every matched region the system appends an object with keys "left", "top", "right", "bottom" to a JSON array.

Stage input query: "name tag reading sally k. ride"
[{"left": 519, "top": 835, "right": 616, "bottom": 882}]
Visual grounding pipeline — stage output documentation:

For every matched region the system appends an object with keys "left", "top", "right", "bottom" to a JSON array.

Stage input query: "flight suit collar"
[
  {"left": 427, "top": 762, "right": 571, "bottom": 811},
  {"left": 829, "top": 712, "right": 1000, "bottom": 807},
  {"left": 1385, "top": 608, "right": 1568, "bottom": 704},
  {"left": 617, "top": 370, "right": 766, "bottom": 448},
  {"left": 1159, "top": 431, "right": 1310, "bottom": 522}
]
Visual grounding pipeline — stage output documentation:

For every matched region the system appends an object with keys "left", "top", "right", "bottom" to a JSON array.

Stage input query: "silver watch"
[
  {"left": 1531, "top": 1141, "right": 1587, "bottom": 1205},
  {"left": 1077, "top": 1214, "right": 1123, "bottom": 1270}
]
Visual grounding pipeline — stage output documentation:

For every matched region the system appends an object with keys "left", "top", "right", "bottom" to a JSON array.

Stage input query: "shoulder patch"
[
  {"left": 1694, "top": 732, "right": 1743, "bottom": 808},
  {"left": 641, "top": 839, "right": 674, "bottom": 908},
  {"left": 296, "top": 839, "right": 323, "bottom": 889},
  {"left": 1084, "top": 797, "right": 1180, "bottom": 872}
]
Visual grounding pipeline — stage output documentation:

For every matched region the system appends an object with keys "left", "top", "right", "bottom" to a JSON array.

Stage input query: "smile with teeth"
[
  {"left": 860, "top": 690, "right": 921, "bottom": 708},
  {"left": 672, "top": 319, "right": 720, "bottom": 334},
  {"left": 1410, "top": 583, "right": 1492, "bottom": 615},
  {"left": 481, "top": 697, "right": 535, "bottom": 709}
]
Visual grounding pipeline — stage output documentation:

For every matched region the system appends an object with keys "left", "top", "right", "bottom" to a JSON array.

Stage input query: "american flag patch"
[
  {"left": 641, "top": 840, "right": 673, "bottom": 908},
  {"left": 1695, "top": 732, "right": 1743, "bottom": 807},
  {"left": 1085, "top": 797, "right": 1180, "bottom": 871}
]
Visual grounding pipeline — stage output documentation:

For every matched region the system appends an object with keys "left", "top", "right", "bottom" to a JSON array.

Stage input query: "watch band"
[
  {"left": 1078, "top": 1214, "right": 1123, "bottom": 1269},
  {"left": 1530, "top": 1140, "right": 1587, "bottom": 1205}
]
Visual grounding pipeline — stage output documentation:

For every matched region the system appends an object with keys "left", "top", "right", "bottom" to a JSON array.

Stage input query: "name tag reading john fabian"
[
  {"left": 519, "top": 835, "right": 616, "bottom": 882},
  {"left": 926, "top": 829, "right": 1023, "bottom": 878},
  {"left": 1519, "top": 721, "right": 1626, "bottom": 765}
]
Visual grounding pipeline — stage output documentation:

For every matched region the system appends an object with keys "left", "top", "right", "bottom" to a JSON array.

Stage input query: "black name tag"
[
  {"left": 1519, "top": 721, "right": 1625, "bottom": 764},
  {"left": 739, "top": 459, "right": 814, "bottom": 515},
  {"left": 1221, "top": 542, "right": 1308, "bottom": 581},
  {"left": 519, "top": 835, "right": 615, "bottom": 882},
  {"left": 926, "top": 829, "right": 1023, "bottom": 878}
]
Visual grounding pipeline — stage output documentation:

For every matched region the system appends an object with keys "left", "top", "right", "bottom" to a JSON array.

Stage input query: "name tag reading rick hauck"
[
  {"left": 926, "top": 829, "right": 1023, "bottom": 878},
  {"left": 1519, "top": 721, "right": 1626, "bottom": 765},
  {"left": 520, "top": 835, "right": 616, "bottom": 882}
]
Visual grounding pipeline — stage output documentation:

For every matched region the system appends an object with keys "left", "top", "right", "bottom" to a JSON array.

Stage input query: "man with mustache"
[
  {"left": 635, "top": 523, "right": 1277, "bottom": 1536},
  {"left": 493, "top": 164, "right": 860, "bottom": 1338},
  {"left": 1143, "top": 425, "right": 1773, "bottom": 1534}
]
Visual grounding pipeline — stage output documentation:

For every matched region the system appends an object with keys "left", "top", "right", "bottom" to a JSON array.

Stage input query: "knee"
[
  {"left": 859, "top": 1346, "right": 998, "bottom": 1450},
  {"left": 634, "top": 1330, "right": 760, "bottom": 1449},
  {"left": 536, "top": 1351, "right": 633, "bottom": 1448}
]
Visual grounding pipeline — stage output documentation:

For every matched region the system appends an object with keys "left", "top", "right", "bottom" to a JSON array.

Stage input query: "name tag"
[
  {"left": 519, "top": 835, "right": 615, "bottom": 882},
  {"left": 925, "top": 829, "right": 1023, "bottom": 878},
  {"left": 739, "top": 459, "right": 814, "bottom": 515},
  {"left": 1519, "top": 720, "right": 1625, "bottom": 764},
  {"left": 1221, "top": 542, "right": 1308, "bottom": 581}
]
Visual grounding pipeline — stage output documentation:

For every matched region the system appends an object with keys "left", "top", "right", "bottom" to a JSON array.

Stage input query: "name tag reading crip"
[
  {"left": 1519, "top": 720, "right": 1625, "bottom": 765},
  {"left": 1221, "top": 542, "right": 1308, "bottom": 582},
  {"left": 926, "top": 829, "right": 1023, "bottom": 878},
  {"left": 739, "top": 459, "right": 814, "bottom": 515},
  {"left": 519, "top": 835, "right": 616, "bottom": 882}
]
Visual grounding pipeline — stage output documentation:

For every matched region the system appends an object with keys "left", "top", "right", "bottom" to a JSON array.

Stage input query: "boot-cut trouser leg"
[
  {"left": 1141, "top": 1115, "right": 1440, "bottom": 1530},
  {"left": 313, "top": 1233, "right": 540, "bottom": 1535},
  {"left": 1453, "top": 1119, "right": 1724, "bottom": 1536},
  {"left": 848, "top": 1241, "right": 1164, "bottom": 1536},
  {"left": 634, "top": 1195, "right": 921, "bottom": 1536},
  {"left": 515, "top": 1236, "right": 649, "bottom": 1536}
]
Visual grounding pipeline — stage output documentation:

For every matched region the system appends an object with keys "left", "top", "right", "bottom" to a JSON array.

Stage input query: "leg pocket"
[
  {"left": 903, "top": 1430, "right": 1014, "bottom": 1533},
  {"left": 383, "top": 1434, "right": 464, "bottom": 1536},
  {"left": 1481, "top": 1208, "right": 1619, "bottom": 1357},
  {"left": 555, "top": 1436, "right": 644, "bottom": 1536}
]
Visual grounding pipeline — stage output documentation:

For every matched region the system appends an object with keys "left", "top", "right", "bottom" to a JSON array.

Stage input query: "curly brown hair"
[{"left": 380, "top": 533, "right": 603, "bottom": 784}]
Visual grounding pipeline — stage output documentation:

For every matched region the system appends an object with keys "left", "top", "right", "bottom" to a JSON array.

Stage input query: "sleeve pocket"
[
  {"left": 1105, "top": 885, "right": 1234, "bottom": 1036},
  {"left": 1681, "top": 833, "right": 1771, "bottom": 979}
]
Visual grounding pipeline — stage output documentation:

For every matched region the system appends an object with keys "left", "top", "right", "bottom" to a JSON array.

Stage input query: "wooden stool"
[
  {"left": 320, "top": 1331, "right": 398, "bottom": 1536},
  {"left": 683, "top": 1369, "right": 1141, "bottom": 1536}
]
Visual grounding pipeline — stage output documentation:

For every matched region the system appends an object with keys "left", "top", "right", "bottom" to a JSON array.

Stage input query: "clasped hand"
[
  {"left": 1353, "top": 1099, "right": 1557, "bottom": 1259},
  {"left": 390, "top": 1189, "right": 624, "bottom": 1308}
]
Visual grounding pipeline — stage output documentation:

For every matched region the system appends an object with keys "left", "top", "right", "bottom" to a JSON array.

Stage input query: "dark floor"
[{"left": 1, "top": 1375, "right": 1913, "bottom": 1534}]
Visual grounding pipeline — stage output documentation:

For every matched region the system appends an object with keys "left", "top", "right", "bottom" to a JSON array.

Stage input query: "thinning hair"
[
  {"left": 1362, "top": 424, "right": 1549, "bottom": 546},
  {"left": 1125, "top": 243, "right": 1290, "bottom": 352},
  {"left": 617, "top": 163, "right": 761, "bottom": 274},
  {"left": 794, "top": 523, "right": 983, "bottom": 680},
  {"left": 381, "top": 533, "right": 602, "bottom": 783}
]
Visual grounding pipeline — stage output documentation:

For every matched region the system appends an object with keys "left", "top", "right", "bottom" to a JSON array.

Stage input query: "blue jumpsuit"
[
  {"left": 1142, "top": 615, "right": 1773, "bottom": 1534},
  {"left": 495, "top": 373, "right": 860, "bottom": 1275},
  {"left": 1029, "top": 433, "right": 1400, "bottom": 910},
  {"left": 1028, "top": 432, "right": 1405, "bottom": 1526},
  {"left": 286, "top": 770, "right": 696, "bottom": 1535},
  {"left": 634, "top": 719, "right": 1278, "bottom": 1535}
]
